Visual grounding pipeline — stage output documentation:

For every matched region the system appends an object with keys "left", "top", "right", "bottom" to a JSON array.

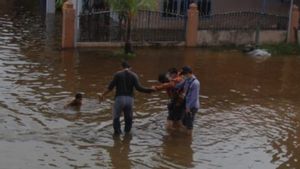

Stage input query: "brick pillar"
[
  {"left": 186, "top": 3, "right": 199, "bottom": 47},
  {"left": 62, "top": 0, "right": 75, "bottom": 49},
  {"left": 288, "top": 5, "right": 299, "bottom": 44}
]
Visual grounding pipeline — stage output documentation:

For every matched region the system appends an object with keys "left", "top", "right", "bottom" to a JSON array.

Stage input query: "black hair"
[
  {"left": 121, "top": 60, "right": 131, "bottom": 68},
  {"left": 158, "top": 73, "right": 169, "bottom": 83},
  {"left": 75, "top": 93, "right": 83, "bottom": 99},
  {"left": 168, "top": 68, "right": 178, "bottom": 75}
]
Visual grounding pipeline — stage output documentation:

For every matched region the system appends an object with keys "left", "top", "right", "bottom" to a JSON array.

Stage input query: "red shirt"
[{"left": 154, "top": 75, "right": 183, "bottom": 98}]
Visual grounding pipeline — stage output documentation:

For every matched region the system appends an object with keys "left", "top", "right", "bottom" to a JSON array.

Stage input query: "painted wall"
[
  {"left": 197, "top": 30, "right": 287, "bottom": 46},
  {"left": 212, "top": 0, "right": 289, "bottom": 14}
]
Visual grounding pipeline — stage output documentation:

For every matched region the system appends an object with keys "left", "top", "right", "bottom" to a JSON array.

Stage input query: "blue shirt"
[{"left": 176, "top": 75, "right": 200, "bottom": 110}]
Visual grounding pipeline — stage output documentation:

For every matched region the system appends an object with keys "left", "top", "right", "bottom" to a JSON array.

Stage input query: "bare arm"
[{"left": 153, "top": 81, "right": 176, "bottom": 91}]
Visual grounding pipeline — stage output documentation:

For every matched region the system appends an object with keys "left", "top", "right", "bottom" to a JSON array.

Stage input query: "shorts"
[{"left": 167, "top": 102, "right": 185, "bottom": 121}]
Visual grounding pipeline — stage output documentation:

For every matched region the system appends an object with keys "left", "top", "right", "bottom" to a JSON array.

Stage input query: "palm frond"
[{"left": 107, "top": 0, "right": 156, "bottom": 15}]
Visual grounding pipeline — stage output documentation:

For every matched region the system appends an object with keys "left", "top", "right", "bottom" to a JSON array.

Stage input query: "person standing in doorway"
[
  {"left": 98, "top": 61, "right": 155, "bottom": 135},
  {"left": 176, "top": 66, "right": 200, "bottom": 136}
]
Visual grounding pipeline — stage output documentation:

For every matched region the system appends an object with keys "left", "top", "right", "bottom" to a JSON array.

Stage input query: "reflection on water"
[
  {"left": 108, "top": 134, "right": 132, "bottom": 169},
  {"left": 1, "top": 1, "right": 300, "bottom": 169},
  {"left": 160, "top": 132, "right": 194, "bottom": 168}
]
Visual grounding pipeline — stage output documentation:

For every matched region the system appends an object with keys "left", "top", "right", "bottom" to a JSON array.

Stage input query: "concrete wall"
[
  {"left": 154, "top": 0, "right": 290, "bottom": 15},
  {"left": 198, "top": 30, "right": 286, "bottom": 46},
  {"left": 212, "top": 0, "right": 290, "bottom": 15}
]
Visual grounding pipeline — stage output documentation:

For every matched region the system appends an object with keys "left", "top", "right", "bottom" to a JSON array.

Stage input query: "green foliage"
[
  {"left": 107, "top": 0, "right": 156, "bottom": 15},
  {"left": 56, "top": 0, "right": 64, "bottom": 11},
  {"left": 106, "top": 0, "right": 156, "bottom": 54},
  {"left": 261, "top": 43, "right": 300, "bottom": 56},
  {"left": 111, "top": 49, "right": 137, "bottom": 59}
]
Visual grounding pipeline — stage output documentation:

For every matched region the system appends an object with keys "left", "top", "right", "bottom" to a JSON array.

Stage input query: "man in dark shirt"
[{"left": 99, "top": 61, "right": 155, "bottom": 134}]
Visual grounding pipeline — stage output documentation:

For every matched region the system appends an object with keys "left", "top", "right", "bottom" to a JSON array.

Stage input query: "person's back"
[
  {"left": 109, "top": 69, "right": 153, "bottom": 97},
  {"left": 100, "top": 61, "right": 154, "bottom": 135},
  {"left": 111, "top": 70, "right": 136, "bottom": 97}
]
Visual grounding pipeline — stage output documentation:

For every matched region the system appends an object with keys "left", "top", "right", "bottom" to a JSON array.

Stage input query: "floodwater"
[{"left": 1, "top": 1, "right": 300, "bottom": 169}]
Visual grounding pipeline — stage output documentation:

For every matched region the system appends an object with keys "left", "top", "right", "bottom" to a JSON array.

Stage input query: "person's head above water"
[
  {"left": 75, "top": 93, "right": 83, "bottom": 101},
  {"left": 64, "top": 93, "right": 83, "bottom": 109},
  {"left": 121, "top": 60, "right": 131, "bottom": 69},
  {"left": 167, "top": 68, "right": 178, "bottom": 79},
  {"left": 158, "top": 73, "right": 170, "bottom": 83},
  {"left": 168, "top": 68, "right": 178, "bottom": 75},
  {"left": 180, "top": 66, "right": 193, "bottom": 77}
]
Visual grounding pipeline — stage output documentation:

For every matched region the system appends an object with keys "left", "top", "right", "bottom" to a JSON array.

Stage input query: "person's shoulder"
[
  {"left": 192, "top": 76, "right": 200, "bottom": 85},
  {"left": 128, "top": 70, "right": 138, "bottom": 78},
  {"left": 115, "top": 70, "right": 123, "bottom": 75},
  {"left": 194, "top": 79, "right": 200, "bottom": 88},
  {"left": 64, "top": 100, "right": 80, "bottom": 109},
  {"left": 113, "top": 71, "right": 125, "bottom": 78}
]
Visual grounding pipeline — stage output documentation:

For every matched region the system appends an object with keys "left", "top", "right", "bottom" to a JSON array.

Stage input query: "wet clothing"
[
  {"left": 155, "top": 76, "right": 184, "bottom": 121},
  {"left": 177, "top": 75, "right": 200, "bottom": 110},
  {"left": 108, "top": 69, "right": 154, "bottom": 134},
  {"left": 113, "top": 96, "right": 134, "bottom": 133},
  {"left": 176, "top": 75, "right": 200, "bottom": 129},
  {"left": 155, "top": 76, "right": 183, "bottom": 98},
  {"left": 167, "top": 101, "right": 185, "bottom": 121},
  {"left": 182, "top": 108, "right": 198, "bottom": 129},
  {"left": 108, "top": 69, "right": 154, "bottom": 97}
]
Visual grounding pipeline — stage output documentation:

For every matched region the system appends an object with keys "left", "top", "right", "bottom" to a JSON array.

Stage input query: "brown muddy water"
[{"left": 1, "top": 1, "right": 300, "bottom": 169}]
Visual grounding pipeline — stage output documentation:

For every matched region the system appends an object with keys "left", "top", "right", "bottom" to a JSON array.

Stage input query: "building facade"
[{"left": 160, "top": 0, "right": 291, "bottom": 16}]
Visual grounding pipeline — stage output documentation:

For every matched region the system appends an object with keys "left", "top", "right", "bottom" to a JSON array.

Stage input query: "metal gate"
[
  {"left": 77, "top": 0, "right": 187, "bottom": 43},
  {"left": 78, "top": 10, "right": 187, "bottom": 43}
]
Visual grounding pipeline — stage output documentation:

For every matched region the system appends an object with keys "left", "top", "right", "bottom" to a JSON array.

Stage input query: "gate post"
[
  {"left": 62, "top": 0, "right": 76, "bottom": 49},
  {"left": 288, "top": 5, "right": 299, "bottom": 44},
  {"left": 186, "top": 3, "right": 199, "bottom": 47}
]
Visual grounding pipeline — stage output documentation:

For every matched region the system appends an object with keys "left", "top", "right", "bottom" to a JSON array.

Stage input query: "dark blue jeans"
[
  {"left": 113, "top": 96, "right": 134, "bottom": 134},
  {"left": 182, "top": 108, "right": 198, "bottom": 129}
]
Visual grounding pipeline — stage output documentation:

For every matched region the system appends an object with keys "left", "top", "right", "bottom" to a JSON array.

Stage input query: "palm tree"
[
  {"left": 107, "top": 0, "right": 156, "bottom": 54},
  {"left": 55, "top": 0, "right": 64, "bottom": 11}
]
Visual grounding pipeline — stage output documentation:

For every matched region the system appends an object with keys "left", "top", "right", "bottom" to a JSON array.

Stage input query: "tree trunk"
[{"left": 125, "top": 14, "right": 133, "bottom": 54}]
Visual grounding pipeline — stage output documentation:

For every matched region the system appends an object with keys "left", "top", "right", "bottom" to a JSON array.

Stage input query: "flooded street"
[{"left": 1, "top": 1, "right": 300, "bottom": 169}]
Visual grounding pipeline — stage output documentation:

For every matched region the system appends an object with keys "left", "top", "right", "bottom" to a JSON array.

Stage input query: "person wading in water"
[
  {"left": 176, "top": 66, "right": 200, "bottom": 136},
  {"left": 153, "top": 68, "right": 184, "bottom": 130},
  {"left": 98, "top": 61, "right": 155, "bottom": 135},
  {"left": 64, "top": 93, "right": 83, "bottom": 110}
]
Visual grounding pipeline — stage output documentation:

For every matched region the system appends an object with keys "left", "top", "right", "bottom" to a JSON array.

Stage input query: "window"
[
  {"left": 82, "top": 0, "right": 108, "bottom": 12},
  {"left": 162, "top": 0, "right": 211, "bottom": 16},
  {"left": 163, "top": 0, "right": 190, "bottom": 16},
  {"left": 197, "top": 0, "right": 211, "bottom": 16}
]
